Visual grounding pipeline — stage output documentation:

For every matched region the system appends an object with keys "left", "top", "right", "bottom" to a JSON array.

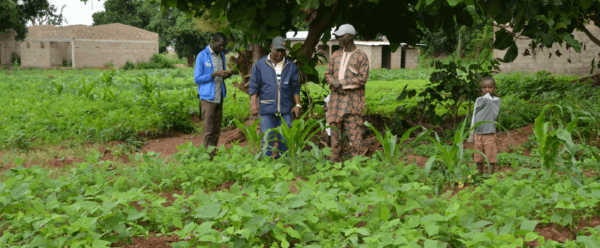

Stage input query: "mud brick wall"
[
  {"left": 73, "top": 40, "right": 157, "bottom": 68},
  {"left": 494, "top": 24, "right": 600, "bottom": 76},
  {"left": 49, "top": 42, "right": 71, "bottom": 67},
  {"left": 404, "top": 48, "right": 419, "bottom": 69},
  {"left": 0, "top": 30, "right": 21, "bottom": 65},
  {"left": 21, "top": 41, "right": 50, "bottom": 68},
  {"left": 357, "top": 45, "right": 382, "bottom": 70}
]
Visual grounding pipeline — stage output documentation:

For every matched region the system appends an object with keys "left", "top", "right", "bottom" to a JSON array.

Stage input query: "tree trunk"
[
  {"left": 252, "top": 43, "right": 268, "bottom": 68},
  {"left": 187, "top": 48, "right": 195, "bottom": 68},
  {"left": 457, "top": 38, "right": 462, "bottom": 57}
]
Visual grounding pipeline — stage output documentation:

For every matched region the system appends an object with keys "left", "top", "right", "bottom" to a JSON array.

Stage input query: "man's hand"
[
  {"left": 330, "top": 80, "right": 341, "bottom": 90},
  {"left": 250, "top": 102, "right": 259, "bottom": 116},
  {"left": 330, "top": 80, "right": 346, "bottom": 95},
  {"left": 211, "top": 70, "right": 231, "bottom": 78},
  {"left": 292, "top": 106, "right": 301, "bottom": 118}
]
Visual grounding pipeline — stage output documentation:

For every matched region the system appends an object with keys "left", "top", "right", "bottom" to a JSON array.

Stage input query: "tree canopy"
[
  {"left": 142, "top": 0, "right": 600, "bottom": 66},
  {"left": 92, "top": 0, "right": 155, "bottom": 30},
  {"left": 1, "top": 0, "right": 51, "bottom": 41}
]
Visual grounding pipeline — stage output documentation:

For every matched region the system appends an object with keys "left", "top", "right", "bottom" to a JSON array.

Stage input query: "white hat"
[{"left": 333, "top": 24, "right": 356, "bottom": 36}]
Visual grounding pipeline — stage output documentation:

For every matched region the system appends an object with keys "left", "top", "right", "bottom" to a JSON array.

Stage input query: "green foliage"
[
  {"left": 233, "top": 118, "right": 263, "bottom": 155},
  {"left": 397, "top": 59, "right": 498, "bottom": 126},
  {"left": 275, "top": 115, "right": 324, "bottom": 176},
  {"left": 497, "top": 96, "right": 544, "bottom": 130},
  {"left": 122, "top": 61, "right": 136, "bottom": 70},
  {"left": 0, "top": 0, "right": 50, "bottom": 41},
  {"left": 368, "top": 68, "right": 432, "bottom": 81},
  {"left": 533, "top": 105, "right": 580, "bottom": 175},
  {"left": 413, "top": 143, "right": 441, "bottom": 157},
  {"left": 365, "top": 122, "right": 425, "bottom": 165},
  {"left": 0, "top": 68, "right": 250, "bottom": 148},
  {"left": 495, "top": 71, "right": 579, "bottom": 101},
  {"left": 11, "top": 52, "right": 21, "bottom": 65},
  {"left": 136, "top": 54, "right": 184, "bottom": 69},
  {"left": 423, "top": 118, "right": 487, "bottom": 189},
  {"left": 5, "top": 125, "right": 600, "bottom": 246}
]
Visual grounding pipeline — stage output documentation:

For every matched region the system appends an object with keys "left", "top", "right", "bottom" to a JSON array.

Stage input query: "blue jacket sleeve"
[
  {"left": 291, "top": 65, "right": 300, "bottom": 96},
  {"left": 248, "top": 63, "right": 261, "bottom": 96},
  {"left": 194, "top": 52, "right": 213, "bottom": 85}
]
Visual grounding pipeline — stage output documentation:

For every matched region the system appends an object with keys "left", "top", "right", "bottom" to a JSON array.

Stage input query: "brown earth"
[
  {"left": 464, "top": 123, "right": 535, "bottom": 156},
  {"left": 0, "top": 141, "right": 129, "bottom": 173},
  {"left": 140, "top": 128, "right": 247, "bottom": 158}
]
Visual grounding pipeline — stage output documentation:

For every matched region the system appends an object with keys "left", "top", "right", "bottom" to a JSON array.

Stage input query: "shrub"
[
  {"left": 497, "top": 96, "right": 543, "bottom": 130},
  {"left": 495, "top": 71, "right": 578, "bottom": 100},
  {"left": 11, "top": 52, "right": 20, "bottom": 65},
  {"left": 122, "top": 61, "right": 136, "bottom": 70},
  {"left": 137, "top": 54, "right": 177, "bottom": 69},
  {"left": 104, "top": 62, "right": 115, "bottom": 68},
  {"left": 159, "top": 100, "right": 196, "bottom": 133}
]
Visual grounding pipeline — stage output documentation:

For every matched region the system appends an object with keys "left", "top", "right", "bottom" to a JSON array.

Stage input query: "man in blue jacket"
[
  {"left": 249, "top": 36, "right": 301, "bottom": 158},
  {"left": 194, "top": 32, "right": 232, "bottom": 158}
]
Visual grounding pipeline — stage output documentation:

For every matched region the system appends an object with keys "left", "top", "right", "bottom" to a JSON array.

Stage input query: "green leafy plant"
[
  {"left": 274, "top": 115, "right": 324, "bottom": 176},
  {"left": 423, "top": 119, "right": 505, "bottom": 189},
  {"left": 122, "top": 61, "right": 136, "bottom": 70},
  {"left": 100, "top": 70, "right": 117, "bottom": 87},
  {"left": 533, "top": 105, "right": 579, "bottom": 174},
  {"left": 364, "top": 122, "right": 426, "bottom": 165},
  {"left": 77, "top": 78, "right": 98, "bottom": 99},
  {"left": 233, "top": 118, "right": 263, "bottom": 155}
]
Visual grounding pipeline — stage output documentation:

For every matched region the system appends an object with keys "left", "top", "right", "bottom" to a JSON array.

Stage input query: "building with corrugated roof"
[{"left": 286, "top": 29, "right": 424, "bottom": 69}]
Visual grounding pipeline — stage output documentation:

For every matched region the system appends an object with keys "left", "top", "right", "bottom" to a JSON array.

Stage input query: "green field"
[{"left": 2, "top": 67, "right": 600, "bottom": 247}]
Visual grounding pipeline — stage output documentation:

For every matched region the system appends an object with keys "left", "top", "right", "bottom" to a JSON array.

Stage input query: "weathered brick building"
[
  {"left": 494, "top": 24, "right": 600, "bottom": 76},
  {"left": 287, "top": 30, "right": 422, "bottom": 69},
  {"left": 0, "top": 23, "right": 158, "bottom": 68}
]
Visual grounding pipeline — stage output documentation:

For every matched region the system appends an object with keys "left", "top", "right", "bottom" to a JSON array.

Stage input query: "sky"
[{"left": 48, "top": 0, "right": 107, "bottom": 26}]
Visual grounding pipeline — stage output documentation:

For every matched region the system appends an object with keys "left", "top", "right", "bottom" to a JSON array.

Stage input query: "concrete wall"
[
  {"left": 405, "top": 47, "right": 419, "bottom": 69},
  {"left": 494, "top": 24, "right": 600, "bottom": 76},
  {"left": 73, "top": 40, "right": 156, "bottom": 68},
  {"left": 357, "top": 45, "right": 382, "bottom": 70},
  {"left": 390, "top": 47, "right": 403, "bottom": 69},
  {"left": 21, "top": 41, "right": 50, "bottom": 68},
  {"left": 0, "top": 30, "right": 21, "bottom": 65},
  {"left": 15, "top": 23, "right": 158, "bottom": 68},
  {"left": 49, "top": 42, "right": 71, "bottom": 67}
]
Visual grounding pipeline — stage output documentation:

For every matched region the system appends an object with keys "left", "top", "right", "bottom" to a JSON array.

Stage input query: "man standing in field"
[
  {"left": 326, "top": 24, "right": 370, "bottom": 163},
  {"left": 249, "top": 36, "right": 301, "bottom": 158},
  {"left": 194, "top": 32, "right": 233, "bottom": 159}
]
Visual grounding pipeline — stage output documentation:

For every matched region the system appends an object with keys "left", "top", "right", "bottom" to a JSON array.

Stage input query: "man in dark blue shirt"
[{"left": 249, "top": 36, "right": 301, "bottom": 158}]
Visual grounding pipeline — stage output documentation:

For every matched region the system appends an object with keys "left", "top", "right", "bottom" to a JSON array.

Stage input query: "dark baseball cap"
[{"left": 271, "top": 36, "right": 287, "bottom": 50}]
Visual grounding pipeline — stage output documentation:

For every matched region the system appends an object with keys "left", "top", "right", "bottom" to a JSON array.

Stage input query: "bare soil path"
[{"left": 140, "top": 128, "right": 247, "bottom": 157}]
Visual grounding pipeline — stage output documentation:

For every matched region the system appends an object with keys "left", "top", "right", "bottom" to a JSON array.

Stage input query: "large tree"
[
  {"left": 92, "top": 0, "right": 155, "bottom": 29},
  {"left": 30, "top": 3, "right": 68, "bottom": 26},
  {"left": 0, "top": 0, "right": 51, "bottom": 41}
]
